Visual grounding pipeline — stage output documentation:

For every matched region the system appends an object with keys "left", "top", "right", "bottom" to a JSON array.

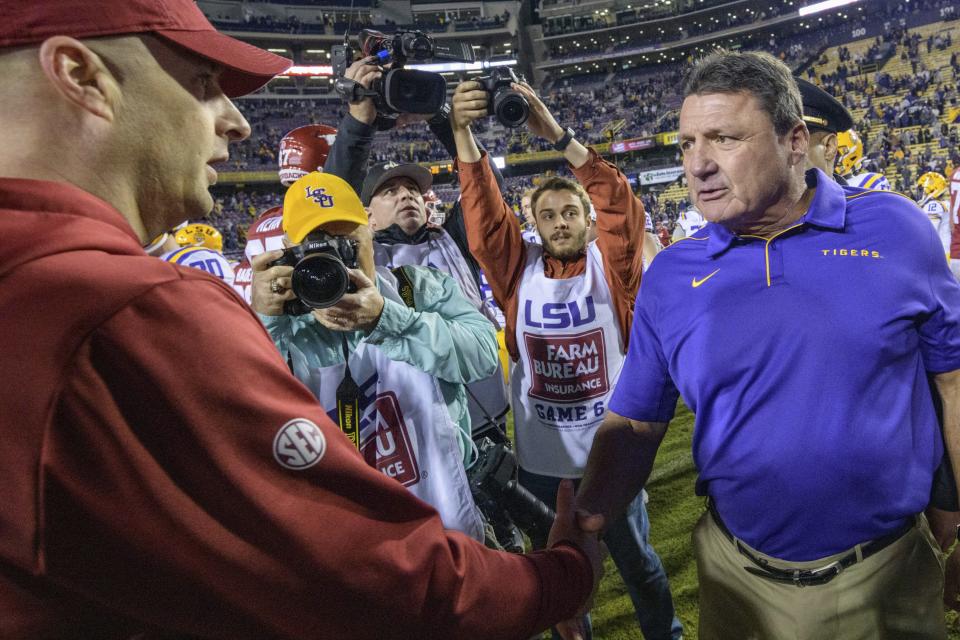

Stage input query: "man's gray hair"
[{"left": 682, "top": 49, "right": 803, "bottom": 137}]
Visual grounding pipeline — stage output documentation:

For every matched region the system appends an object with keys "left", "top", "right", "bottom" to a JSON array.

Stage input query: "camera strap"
[
  {"left": 391, "top": 266, "right": 416, "bottom": 308},
  {"left": 336, "top": 333, "right": 361, "bottom": 450}
]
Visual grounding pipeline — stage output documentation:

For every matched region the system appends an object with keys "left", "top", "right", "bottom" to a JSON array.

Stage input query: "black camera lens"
[
  {"left": 384, "top": 69, "right": 447, "bottom": 114},
  {"left": 493, "top": 90, "right": 529, "bottom": 128},
  {"left": 291, "top": 254, "right": 350, "bottom": 309},
  {"left": 401, "top": 32, "right": 434, "bottom": 60},
  {"left": 397, "top": 79, "right": 425, "bottom": 101}
]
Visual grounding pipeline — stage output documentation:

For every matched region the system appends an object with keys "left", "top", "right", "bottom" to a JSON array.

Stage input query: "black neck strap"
[{"left": 335, "top": 333, "right": 361, "bottom": 450}]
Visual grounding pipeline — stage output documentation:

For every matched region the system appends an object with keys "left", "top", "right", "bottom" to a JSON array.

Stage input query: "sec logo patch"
[{"left": 273, "top": 419, "right": 326, "bottom": 470}]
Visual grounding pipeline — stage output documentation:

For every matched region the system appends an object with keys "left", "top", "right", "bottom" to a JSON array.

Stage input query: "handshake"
[{"left": 546, "top": 479, "right": 607, "bottom": 640}]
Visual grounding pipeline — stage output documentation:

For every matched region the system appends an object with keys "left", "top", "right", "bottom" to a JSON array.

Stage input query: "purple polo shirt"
[{"left": 610, "top": 169, "right": 960, "bottom": 560}]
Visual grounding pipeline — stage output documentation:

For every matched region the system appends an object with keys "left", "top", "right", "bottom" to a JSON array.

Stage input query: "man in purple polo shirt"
[{"left": 573, "top": 49, "right": 960, "bottom": 638}]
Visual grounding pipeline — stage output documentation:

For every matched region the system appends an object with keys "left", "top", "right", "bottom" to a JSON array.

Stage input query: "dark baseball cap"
[
  {"left": 360, "top": 162, "right": 433, "bottom": 206},
  {"left": 0, "top": 0, "right": 291, "bottom": 97},
  {"left": 795, "top": 77, "right": 853, "bottom": 134}
]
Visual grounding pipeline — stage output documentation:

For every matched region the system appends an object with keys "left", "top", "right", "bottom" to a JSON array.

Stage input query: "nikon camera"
[
  {"left": 270, "top": 231, "right": 359, "bottom": 315},
  {"left": 474, "top": 67, "right": 530, "bottom": 128}
]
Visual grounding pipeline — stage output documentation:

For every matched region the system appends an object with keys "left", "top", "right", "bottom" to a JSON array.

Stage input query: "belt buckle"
[{"left": 797, "top": 559, "right": 844, "bottom": 587}]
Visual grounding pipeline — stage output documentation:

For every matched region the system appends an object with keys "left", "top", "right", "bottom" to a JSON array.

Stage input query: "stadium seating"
[{"left": 650, "top": 11, "right": 959, "bottom": 224}]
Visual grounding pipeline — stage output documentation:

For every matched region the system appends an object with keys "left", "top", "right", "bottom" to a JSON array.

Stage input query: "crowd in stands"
[
  {"left": 207, "top": 5, "right": 507, "bottom": 35},
  {"left": 541, "top": 0, "right": 744, "bottom": 29},
  {"left": 806, "top": 20, "right": 960, "bottom": 193},
  {"left": 205, "top": 3, "right": 375, "bottom": 35},
  {"left": 546, "top": 2, "right": 786, "bottom": 50}
]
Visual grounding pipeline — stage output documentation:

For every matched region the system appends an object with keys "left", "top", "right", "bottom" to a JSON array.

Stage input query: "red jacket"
[{"left": 0, "top": 178, "right": 591, "bottom": 639}]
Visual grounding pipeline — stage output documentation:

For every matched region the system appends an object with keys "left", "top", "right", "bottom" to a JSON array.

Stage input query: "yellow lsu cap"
[{"left": 282, "top": 172, "right": 368, "bottom": 243}]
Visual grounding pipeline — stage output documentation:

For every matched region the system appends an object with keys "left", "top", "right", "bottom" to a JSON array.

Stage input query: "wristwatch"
[
  {"left": 428, "top": 102, "right": 451, "bottom": 126},
  {"left": 552, "top": 127, "right": 576, "bottom": 152}
]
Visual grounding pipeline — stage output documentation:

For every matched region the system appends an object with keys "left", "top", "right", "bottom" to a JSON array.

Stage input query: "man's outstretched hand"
[{"left": 548, "top": 480, "right": 605, "bottom": 640}]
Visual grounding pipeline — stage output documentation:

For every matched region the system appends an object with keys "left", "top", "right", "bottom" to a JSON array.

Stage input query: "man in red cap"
[{"left": 0, "top": 1, "right": 601, "bottom": 638}]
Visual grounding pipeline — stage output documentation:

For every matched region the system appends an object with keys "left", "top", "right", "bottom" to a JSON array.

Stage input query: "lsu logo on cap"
[
  {"left": 283, "top": 172, "right": 368, "bottom": 243},
  {"left": 383, "top": 161, "right": 399, "bottom": 170},
  {"left": 305, "top": 185, "right": 334, "bottom": 207}
]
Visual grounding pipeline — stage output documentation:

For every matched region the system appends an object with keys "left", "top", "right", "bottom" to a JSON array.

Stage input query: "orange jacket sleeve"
[
  {"left": 458, "top": 153, "right": 528, "bottom": 359},
  {"left": 571, "top": 149, "right": 646, "bottom": 348}
]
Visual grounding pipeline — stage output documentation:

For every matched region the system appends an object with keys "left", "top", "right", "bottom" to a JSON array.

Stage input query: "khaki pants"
[{"left": 694, "top": 510, "right": 946, "bottom": 640}]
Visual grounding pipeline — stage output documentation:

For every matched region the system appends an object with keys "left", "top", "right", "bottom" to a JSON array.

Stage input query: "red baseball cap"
[{"left": 1, "top": 0, "right": 291, "bottom": 97}]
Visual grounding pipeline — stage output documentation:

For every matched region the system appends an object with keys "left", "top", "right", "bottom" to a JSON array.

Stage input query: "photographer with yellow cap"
[{"left": 251, "top": 172, "right": 500, "bottom": 539}]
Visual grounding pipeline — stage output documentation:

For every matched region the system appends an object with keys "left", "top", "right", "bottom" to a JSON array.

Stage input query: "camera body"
[
  {"left": 333, "top": 29, "right": 474, "bottom": 123},
  {"left": 270, "top": 231, "right": 359, "bottom": 315},
  {"left": 468, "top": 435, "right": 556, "bottom": 552},
  {"left": 474, "top": 67, "right": 530, "bottom": 128},
  {"left": 360, "top": 30, "right": 437, "bottom": 65}
]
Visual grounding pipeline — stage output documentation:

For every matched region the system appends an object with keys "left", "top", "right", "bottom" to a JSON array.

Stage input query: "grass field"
[{"left": 583, "top": 401, "right": 960, "bottom": 639}]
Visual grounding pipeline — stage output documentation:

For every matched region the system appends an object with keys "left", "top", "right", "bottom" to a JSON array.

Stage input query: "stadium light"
[
  {"left": 281, "top": 59, "right": 518, "bottom": 77},
  {"left": 798, "top": 0, "right": 859, "bottom": 16},
  {"left": 411, "top": 59, "right": 518, "bottom": 72},
  {"left": 283, "top": 65, "right": 334, "bottom": 76}
]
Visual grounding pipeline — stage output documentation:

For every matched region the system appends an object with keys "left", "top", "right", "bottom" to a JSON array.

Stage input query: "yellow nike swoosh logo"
[{"left": 692, "top": 269, "right": 720, "bottom": 288}]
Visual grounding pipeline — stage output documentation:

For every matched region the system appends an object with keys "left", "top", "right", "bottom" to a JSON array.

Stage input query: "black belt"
[{"left": 707, "top": 500, "right": 916, "bottom": 587}]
